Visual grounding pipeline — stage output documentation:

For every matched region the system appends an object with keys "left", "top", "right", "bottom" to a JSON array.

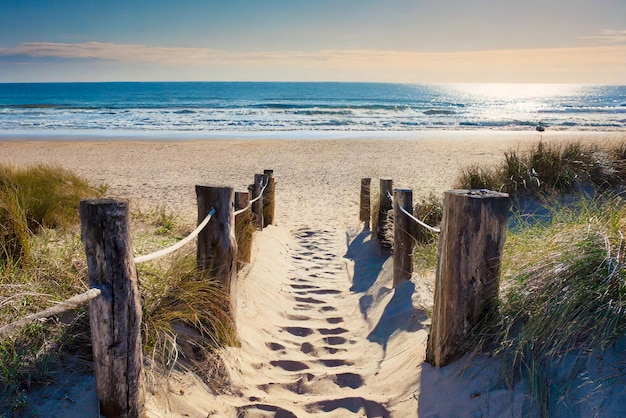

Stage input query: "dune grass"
[
  {"left": 0, "top": 164, "right": 106, "bottom": 264},
  {"left": 0, "top": 165, "right": 239, "bottom": 413},
  {"left": 456, "top": 141, "right": 623, "bottom": 198},
  {"left": 235, "top": 209, "right": 255, "bottom": 267},
  {"left": 480, "top": 194, "right": 626, "bottom": 413},
  {"left": 409, "top": 140, "right": 626, "bottom": 413}
]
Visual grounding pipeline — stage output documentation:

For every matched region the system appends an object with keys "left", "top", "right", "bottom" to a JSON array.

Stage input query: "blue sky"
[{"left": 1, "top": 0, "right": 625, "bottom": 83}]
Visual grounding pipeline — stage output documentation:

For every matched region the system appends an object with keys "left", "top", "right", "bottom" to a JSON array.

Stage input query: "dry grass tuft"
[{"left": 457, "top": 141, "right": 624, "bottom": 198}]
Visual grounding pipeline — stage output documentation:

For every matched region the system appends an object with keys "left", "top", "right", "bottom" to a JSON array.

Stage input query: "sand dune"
[{"left": 2, "top": 131, "right": 624, "bottom": 417}]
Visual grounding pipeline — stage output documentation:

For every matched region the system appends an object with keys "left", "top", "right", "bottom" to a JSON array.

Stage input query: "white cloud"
[
  {"left": 1, "top": 41, "right": 625, "bottom": 84},
  {"left": 582, "top": 29, "right": 626, "bottom": 43}
]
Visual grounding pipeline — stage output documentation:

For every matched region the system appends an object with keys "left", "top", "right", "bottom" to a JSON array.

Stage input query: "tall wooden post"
[
  {"left": 263, "top": 169, "right": 275, "bottom": 227},
  {"left": 393, "top": 189, "right": 414, "bottom": 287},
  {"left": 377, "top": 178, "right": 393, "bottom": 247},
  {"left": 234, "top": 190, "right": 252, "bottom": 267},
  {"left": 79, "top": 199, "right": 144, "bottom": 418},
  {"left": 426, "top": 189, "right": 509, "bottom": 367},
  {"left": 196, "top": 186, "right": 237, "bottom": 290},
  {"left": 360, "top": 178, "right": 371, "bottom": 229},
  {"left": 252, "top": 174, "right": 265, "bottom": 230}
]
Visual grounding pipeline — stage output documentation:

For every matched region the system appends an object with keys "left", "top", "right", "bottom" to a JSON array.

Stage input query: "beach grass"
[
  {"left": 0, "top": 165, "right": 238, "bottom": 413},
  {"left": 456, "top": 141, "right": 624, "bottom": 198},
  {"left": 483, "top": 193, "right": 626, "bottom": 413},
  {"left": 406, "top": 141, "right": 626, "bottom": 414}
]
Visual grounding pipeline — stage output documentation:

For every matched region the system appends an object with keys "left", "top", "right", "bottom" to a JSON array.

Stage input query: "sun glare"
[{"left": 448, "top": 83, "right": 583, "bottom": 100}]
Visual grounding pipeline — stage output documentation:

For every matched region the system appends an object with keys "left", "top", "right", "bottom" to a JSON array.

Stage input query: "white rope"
[
  {"left": 233, "top": 206, "right": 250, "bottom": 216},
  {"left": 134, "top": 208, "right": 215, "bottom": 264},
  {"left": 249, "top": 182, "right": 268, "bottom": 205},
  {"left": 398, "top": 205, "right": 441, "bottom": 234},
  {"left": 0, "top": 288, "right": 102, "bottom": 339},
  {"left": 234, "top": 182, "right": 268, "bottom": 216}
]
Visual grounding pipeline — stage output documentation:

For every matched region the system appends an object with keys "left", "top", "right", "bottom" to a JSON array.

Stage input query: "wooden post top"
[
  {"left": 80, "top": 198, "right": 128, "bottom": 206},
  {"left": 445, "top": 189, "right": 509, "bottom": 199}
]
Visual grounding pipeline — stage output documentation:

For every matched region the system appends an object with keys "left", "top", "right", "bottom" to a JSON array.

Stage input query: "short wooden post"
[
  {"left": 196, "top": 186, "right": 237, "bottom": 290},
  {"left": 234, "top": 190, "right": 252, "bottom": 267},
  {"left": 377, "top": 178, "right": 393, "bottom": 247},
  {"left": 393, "top": 189, "right": 414, "bottom": 287},
  {"left": 79, "top": 199, "right": 144, "bottom": 418},
  {"left": 426, "top": 189, "right": 509, "bottom": 367},
  {"left": 235, "top": 191, "right": 250, "bottom": 211},
  {"left": 251, "top": 174, "right": 265, "bottom": 230},
  {"left": 263, "top": 169, "right": 275, "bottom": 227},
  {"left": 360, "top": 178, "right": 371, "bottom": 229}
]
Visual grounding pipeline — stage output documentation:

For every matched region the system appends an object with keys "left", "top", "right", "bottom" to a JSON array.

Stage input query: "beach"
[{"left": 2, "top": 130, "right": 625, "bottom": 416}]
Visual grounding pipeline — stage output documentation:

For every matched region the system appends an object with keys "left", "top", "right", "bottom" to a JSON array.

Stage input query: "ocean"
[{"left": 0, "top": 82, "right": 624, "bottom": 138}]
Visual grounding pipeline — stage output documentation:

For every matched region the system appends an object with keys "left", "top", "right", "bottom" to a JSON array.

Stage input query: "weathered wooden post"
[
  {"left": 377, "top": 178, "right": 393, "bottom": 247},
  {"left": 196, "top": 186, "right": 237, "bottom": 290},
  {"left": 235, "top": 191, "right": 250, "bottom": 212},
  {"left": 251, "top": 174, "right": 265, "bottom": 230},
  {"left": 234, "top": 190, "right": 252, "bottom": 267},
  {"left": 360, "top": 178, "right": 371, "bottom": 229},
  {"left": 426, "top": 189, "right": 509, "bottom": 367},
  {"left": 79, "top": 199, "right": 144, "bottom": 418},
  {"left": 263, "top": 169, "right": 275, "bottom": 227},
  {"left": 393, "top": 188, "right": 414, "bottom": 287}
]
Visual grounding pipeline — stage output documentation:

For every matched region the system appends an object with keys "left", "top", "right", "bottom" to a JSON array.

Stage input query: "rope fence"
[
  {"left": 234, "top": 181, "right": 267, "bottom": 216},
  {"left": 387, "top": 188, "right": 440, "bottom": 233},
  {"left": 2, "top": 170, "right": 277, "bottom": 415},
  {"left": 399, "top": 204, "right": 441, "bottom": 234},
  {"left": 361, "top": 178, "right": 512, "bottom": 367},
  {"left": 0, "top": 288, "right": 102, "bottom": 339},
  {"left": 134, "top": 208, "right": 215, "bottom": 264}
]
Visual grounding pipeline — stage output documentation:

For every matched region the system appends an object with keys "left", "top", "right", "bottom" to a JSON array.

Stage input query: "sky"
[{"left": 0, "top": 0, "right": 625, "bottom": 84}]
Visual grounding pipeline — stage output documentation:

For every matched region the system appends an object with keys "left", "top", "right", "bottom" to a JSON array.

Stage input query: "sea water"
[{"left": 0, "top": 82, "right": 624, "bottom": 138}]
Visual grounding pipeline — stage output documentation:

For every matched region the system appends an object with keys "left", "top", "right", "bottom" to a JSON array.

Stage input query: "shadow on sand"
[
  {"left": 345, "top": 227, "right": 388, "bottom": 293},
  {"left": 367, "top": 281, "right": 427, "bottom": 351},
  {"left": 345, "top": 226, "right": 427, "bottom": 351}
]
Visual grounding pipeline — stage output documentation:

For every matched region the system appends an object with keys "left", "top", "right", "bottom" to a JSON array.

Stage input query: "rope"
[
  {"left": 134, "top": 208, "right": 215, "bottom": 264},
  {"left": 233, "top": 206, "right": 249, "bottom": 216},
  {"left": 398, "top": 205, "right": 441, "bottom": 234},
  {"left": 0, "top": 288, "right": 102, "bottom": 339},
  {"left": 234, "top": 182, "right": 268, "bottom": 216},
  {"left": 248, "top": 182, "right": 268, "bottom": 205}
]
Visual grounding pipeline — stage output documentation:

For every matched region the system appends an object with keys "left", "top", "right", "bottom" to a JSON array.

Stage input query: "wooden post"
[
  {"left": 79, "top": 199, "right": 144, "bottom": 418},
  {"left": 234, "top": 190, "right": 252, "bottom": 267},
  {"left": 393, "top": 189, "right": 413, "bottom": 287},
  {"left": 196, "top": 186, "right": 237, "bottom": 290},
  {"left": 426, "top": 189, "right": 509, "bottom": 367},
  {"left": 360, "top": 178, "right": 371, "bottom": 229},
  {"left": 235, "top": 191, "right": 250, "bottom": 211},
  {"left": 263, "top": 169, "right": 275, "bottom": 227},
  {"left": 377, "top": 178, "right": 393, "bottom": 247},
  {"left": 252, "top": 174, "right": 264, "bottom": 230}
]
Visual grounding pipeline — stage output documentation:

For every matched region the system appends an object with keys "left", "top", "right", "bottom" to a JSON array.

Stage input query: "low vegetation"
[
  {"left": 411, "top": 140, "right": 626, "bottom": 414},
  {"left": 0, "top": 164, "right": 237, "bottom": 414},
  {"left": 456, "top": 141, "right": 625, "bottom": 198},
  {"left": 486, "top": 194, "right": 626, "bottom": 412}
]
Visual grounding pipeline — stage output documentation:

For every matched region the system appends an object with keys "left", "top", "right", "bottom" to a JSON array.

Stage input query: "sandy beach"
[{"left": 2, "top": 130, "right": 625, "bottom": 417}]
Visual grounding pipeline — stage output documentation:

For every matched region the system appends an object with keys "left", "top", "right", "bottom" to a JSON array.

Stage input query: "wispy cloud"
[
  {"left": 1, "top": 41, "right": 625, "bottom": 83},
  {"left": 582, "top": 29, "right": 626, "bottom": 43}
]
